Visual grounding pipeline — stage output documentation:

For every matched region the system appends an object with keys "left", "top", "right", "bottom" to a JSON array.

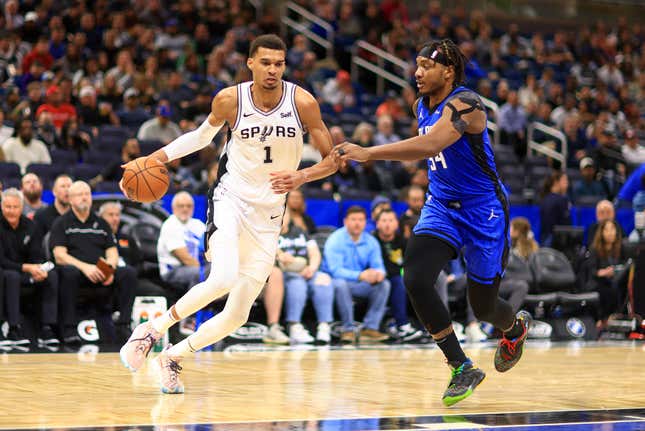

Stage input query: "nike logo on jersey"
[
  {"left": 243, "top": 112, "right": 254, "bottom": 117},
  {"left": 270, "top": 214, "right": 281, "bottom": 220},
  {"left": 488, "top": 209, "right": 499, "bottom": 220}
]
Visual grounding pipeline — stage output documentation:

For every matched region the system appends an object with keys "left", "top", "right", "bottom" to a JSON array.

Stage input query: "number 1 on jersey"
[
  {"left": 428, "top": 152, "right": 447, "bottom": 171},
  {"left": 263, "top": 146, "right": 273, "bottom": 163}
]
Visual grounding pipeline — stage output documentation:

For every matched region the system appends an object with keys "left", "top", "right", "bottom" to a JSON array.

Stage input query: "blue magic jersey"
[{"left": 416, "top": 86, "right": 502, "bottom": 201}]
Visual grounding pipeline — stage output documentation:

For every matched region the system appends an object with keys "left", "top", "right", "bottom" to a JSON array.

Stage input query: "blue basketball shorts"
[{"left": 413, "top": 194, "right": 510, "bottom": 285}]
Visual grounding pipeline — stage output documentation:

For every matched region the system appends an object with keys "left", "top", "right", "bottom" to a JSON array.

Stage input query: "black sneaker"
[
  {"left": 7, "top": 325, "right": 30, "bottom": 345},
  {"left": 37, "top": 325, "right": 60, "bottom": 346},
  {"left": 494, "top": 310, "right": 532, "bottom": 372},
  {"left": 442, "top": 360, "right": 486, "bottom": 407}
]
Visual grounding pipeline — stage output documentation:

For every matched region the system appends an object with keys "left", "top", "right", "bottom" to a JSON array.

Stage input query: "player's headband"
[{"left": 418, "top": 45, "right": 450, "bottom": 66}]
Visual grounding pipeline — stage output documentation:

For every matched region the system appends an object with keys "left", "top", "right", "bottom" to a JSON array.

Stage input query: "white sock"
[{"left": 151, "top": 306, "right": 180, "bottom": 334}]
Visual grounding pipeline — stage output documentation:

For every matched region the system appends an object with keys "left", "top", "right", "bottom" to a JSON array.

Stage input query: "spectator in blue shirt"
[
  {"left": 498, "top": 91, "right": 528, "bottom": 160},
  {"left": 322, "top": 206, "right": 390, "bottom": 344}
]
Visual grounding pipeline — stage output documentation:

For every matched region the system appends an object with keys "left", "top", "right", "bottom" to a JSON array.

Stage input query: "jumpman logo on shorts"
[{"left": 488, "top": 209, "right": 499, "bottom": 221}]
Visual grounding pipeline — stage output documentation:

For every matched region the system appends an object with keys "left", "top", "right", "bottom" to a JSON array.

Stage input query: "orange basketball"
[{"left": 121, "top": 157, "right": 169, "bottom": 203}]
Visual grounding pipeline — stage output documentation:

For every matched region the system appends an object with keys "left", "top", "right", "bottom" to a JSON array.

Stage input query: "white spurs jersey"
[{"left": 219, "top": 80, "right": 305, "bottom": 207}]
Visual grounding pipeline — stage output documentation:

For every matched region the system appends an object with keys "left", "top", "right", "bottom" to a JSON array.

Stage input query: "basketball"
[{"left": 121, "top": 157, "right": 169, "bottom": 203}]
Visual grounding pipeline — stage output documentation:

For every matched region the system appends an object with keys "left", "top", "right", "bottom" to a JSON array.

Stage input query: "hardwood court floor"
[{"left": 0, "top": 342, "right": 644, "bottom": 429}]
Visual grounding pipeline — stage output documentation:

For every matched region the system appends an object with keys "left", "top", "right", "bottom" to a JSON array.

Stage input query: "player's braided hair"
[{"left": 420, "top": 39, "right": 467, "bottom": 88}]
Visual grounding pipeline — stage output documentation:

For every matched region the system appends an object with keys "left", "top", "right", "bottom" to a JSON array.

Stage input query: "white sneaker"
[
  {"left": 316, "top": 322, "right": 331, "bottom": 344},
  {"left": 263, "top": 323, "right": 289, "bottom": 344},
  {"left": 397, "top": 323, "right": 424, "bottom": 342},
  {"left": 289, "top": 323, "right": 314, "bottom": 344},
  {"left": 465, "top": 322, "right": 488, "bottom": 342},
  {"left": 452, "top": 321, "right": 466, "bottom": 343}
]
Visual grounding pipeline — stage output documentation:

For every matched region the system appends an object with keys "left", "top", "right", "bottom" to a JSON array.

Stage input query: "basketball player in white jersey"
[{"left": 119, "top": 34, "right": 338, "bottom": 393}]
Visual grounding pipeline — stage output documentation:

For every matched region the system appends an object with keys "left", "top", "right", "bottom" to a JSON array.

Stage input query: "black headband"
[{"left": 418, "top": 46, "right": 450, "bottom": 66}]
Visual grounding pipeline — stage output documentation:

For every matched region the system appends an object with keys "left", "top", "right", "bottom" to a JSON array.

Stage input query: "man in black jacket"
[
  {"left": 50, "top": 181, "right": 136, "bottom": 343},
  {"left": 0, "top": 188, "right": 59, "bottom": 346}
]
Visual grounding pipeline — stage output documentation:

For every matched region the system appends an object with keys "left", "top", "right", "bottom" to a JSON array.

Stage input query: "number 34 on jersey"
[{"left": 419, "top": 125, "right": 448, "bottom": 171}]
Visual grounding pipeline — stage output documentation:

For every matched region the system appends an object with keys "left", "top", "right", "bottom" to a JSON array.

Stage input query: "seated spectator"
[
  {"left": 286, "top": 189, "right": 316, "bottom": 234},
  {"left": 89, "top": 138, "right": 141, "bottom": 188},
  {"left": 157, "top": 191, "right": 206, "bottom": 292},
  {"left": 586, "top": 200, "right": 625, "bottom": 246},
  {"left": 117, "top": 88, "right": 152, "bottom": 129},
  {"left": 621, "top": 129, "right": 645, "bottom": 171},
  {"left": 276, "top": 211, "right": 333, "bottom": 344},
  {"left": 375, "top": 91, "right": 405, "bottom": 122},
  {"left": 253, "top": 266, "right": 288, "bottom": 345},
  {"left": 21, "top": 35, "right": 53, "bottom": 73},
  {"left": 98, "top": 201, "right": 166, "bottom": 297},
  {"left": 20, "top": 173, "right": 47, "bottom": 219},
  {"left": 500, "top": 217, "right": 533, "bottom": 309},
  {"left": 33, "top": 174, "right": 72, "bottom": 241},
  {"left": 2, "top": 117, "right": 51, "bottom": 174},
  {"left": 628, "top": 192, "right": 645, "bottom": 243},
  {"left": 59, "top": 118, "right": 91, "bottom": 155},
  {"left": 137, "top": 105, "right": 182, "bottom": 145},
  {"left": 498, "top": 91, "right": 527, "bottom": 160},
  {"left": 368, "top": 195, "right": 391, "bottom": 234},
  {"left": 572, "top": 157, "right": 607, "bottom": 203},
  {"left": 321, "top": 70, "right": 357, "bottom": 113},
  {"left": 51, "top": 181, "right": 136, "bottom": 343},
  {"left": 539, "top": 172, "right": 571, "bottom": 246},
  {"left": 0, "top": 109, "right": 13, "bottom": 146},
  {"left": 399, "top": 185, "right": 425, "bottom": 240},
  {"left": 0, "top": 188, "right": 59, "bottom": 346},
  {"left": 351, "top": 122, "right": 375, "bottom": 148},
  {"left": 322, "top": 206, "right": 390, "bottom": 343},
  {"left": 35, "top": 85, "right": 77, "bottom": 132},
  {"left": 373, "top": 114, "right": 401, "bottom": 147},
  {"left": 77, "top": 85, "right": 119, "bottom": 129},
  {"left": 373, "top": 209, "right": 423, "bottom": 341},
  {"left": 588, "top": 220, "right": 630, "bottom": 328}
]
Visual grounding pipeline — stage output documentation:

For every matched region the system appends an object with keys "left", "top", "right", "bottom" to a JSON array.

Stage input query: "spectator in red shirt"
[
  {"left": 21, "top": 36, "right": 53, "bottom": 73},
  {"left": 36, "top": 85, "right": 77, "bottom": 131}
]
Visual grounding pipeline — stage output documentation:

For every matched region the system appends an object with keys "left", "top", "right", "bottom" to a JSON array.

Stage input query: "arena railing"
[
  {"left": 350, "top": 40, "right": 411, "bottom": 96},
  {"left": 281, "top": 2, "right": 334, "bottom": 58},
  {"left": 527, "top": 121, "right": 568, "bottom": 168},
  {"left": 480, "top": 96, "right": 500, "bottom": 147}
]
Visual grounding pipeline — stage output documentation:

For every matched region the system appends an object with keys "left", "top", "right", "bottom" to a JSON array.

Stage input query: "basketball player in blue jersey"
[{"left": 334, "top": 39, "right": 531, "bottom": 406}]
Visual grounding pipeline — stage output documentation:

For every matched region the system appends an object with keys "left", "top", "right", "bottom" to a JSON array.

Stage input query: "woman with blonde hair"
[
  {"left": 510, "top": 217, "right": 539, "bottom": 260},
  {"left": 351, "top": 122, "right": 375, "bottom": 147}
]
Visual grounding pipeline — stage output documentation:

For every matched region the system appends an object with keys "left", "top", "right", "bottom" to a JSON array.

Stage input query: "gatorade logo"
[{"left": 77, "top": 320, "right": 99, "bottom": 342}]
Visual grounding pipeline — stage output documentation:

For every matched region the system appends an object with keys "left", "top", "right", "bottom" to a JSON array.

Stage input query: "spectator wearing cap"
[
  {"left": 621, "top": 129, "right": 645, "bottom": 170},
  {"left": 155, "top": 19, "right": 189, "bottom": 60},
  {"left": 35, "top": 85, "right": 77, "bottom": 131},
  {"left": 2, "top": 117, "right": 51, "bottom": 174},
  {"left": 116, "top": 88, "right": 151, "bottom": 129},
  {"left": 375, "top": 91, "right": 405, "bottom": 121},
  {"left": 137, "top": 104, "right": 182, "bottom": 144},
  {"left": 21, "top": 35, "right": 53, "bottom": 73},
  {"left": 321, "top": 70, "right": 357, "bottom": 113},
  {"left": 77, "top": 85, "right": 119, "bottom": 128},
  {"left": 572, "top": 157, "right": 607, "bottom": 203}
]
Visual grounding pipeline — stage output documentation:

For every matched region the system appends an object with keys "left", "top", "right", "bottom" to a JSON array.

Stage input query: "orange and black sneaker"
[
  {"left": 442, "top": 360, "right": 486, "bottom": 407},
  {"left": 494, "top": 310, "right": 532, "bottom": 372}
]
